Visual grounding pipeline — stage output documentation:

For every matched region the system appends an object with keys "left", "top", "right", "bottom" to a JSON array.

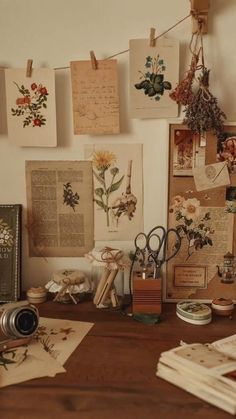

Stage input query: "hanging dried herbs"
[
  {"left": 169, "top": 53, "right": 199, "bottom": 106},
  {"left": 183, "top": 67, "right": 226, "bottom": 141}
]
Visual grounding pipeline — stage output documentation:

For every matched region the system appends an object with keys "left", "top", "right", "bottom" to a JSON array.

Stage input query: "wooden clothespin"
[
  {"left": 90, "top": 50, "right": 98, "bottom": 70},
  {"left": 26, "top": 59, "right": 33, "bottom": 77},
  {"left": 149, "top": 27, "right": 156, "bottom": 47},
  {"left": 190, "top": 0, "right": 210, "bottom": 34}
]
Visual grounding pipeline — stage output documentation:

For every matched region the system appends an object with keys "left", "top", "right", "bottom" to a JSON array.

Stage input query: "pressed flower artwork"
[
  {"left": 11, "top": 82, "right": 48, "bottom": 128},
  {"left": 0, "top": 219, "right": 14, "bottom": 247},
  {"left": 129, "top": 38, "right": 179, "bottom": 118},
  {"left": 5, "top": 68, "right": 57, "bottom": 147},
  {"left": 84, "top": 144, "right": 143, "bottom": 241}
]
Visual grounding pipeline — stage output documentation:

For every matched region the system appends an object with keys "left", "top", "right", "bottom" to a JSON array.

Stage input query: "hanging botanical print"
[
  {"left": 84, "top": 144, "right": 143, "bottom": 240},
  {"left": 5, "top": 68, "right": 57, "bottom": 147},
  {"left": 129, "top": 38, "right": 179, "bottom": 118}
]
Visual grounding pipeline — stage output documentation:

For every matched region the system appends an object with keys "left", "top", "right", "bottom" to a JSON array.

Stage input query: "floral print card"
[
  {"left": 129, "top": 37, "right": 179, "bottom": 119},
  {"left": 5, "top": 68, "right": 57, "bottom": 147},
  {"left": 84, "top": 144, "right": 143, "bottom": 240}
]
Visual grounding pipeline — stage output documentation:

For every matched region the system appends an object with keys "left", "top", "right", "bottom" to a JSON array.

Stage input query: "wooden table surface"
[{"left": 0, "top": 300, "right": 235, "bottom": 419}]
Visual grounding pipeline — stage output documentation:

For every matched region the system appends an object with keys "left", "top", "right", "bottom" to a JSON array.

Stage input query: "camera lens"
[{"left": 15, "top": 309, "right": 39, "bottom": 336}]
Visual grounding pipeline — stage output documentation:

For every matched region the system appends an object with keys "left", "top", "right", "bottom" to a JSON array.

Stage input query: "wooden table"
[{"left": 0, "top": 300, "right": 235, "bottom": 419}]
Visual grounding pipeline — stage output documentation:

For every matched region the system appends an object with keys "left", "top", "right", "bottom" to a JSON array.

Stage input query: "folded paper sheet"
[
  {"left": 5, "top": 68, "right": 57, "bottom": 147},
  {"left": 0, "top": 317, "right": 94, "bottom": 388},
  {"left": 193, "top": 161, "right": 230, "bottom": 191}
]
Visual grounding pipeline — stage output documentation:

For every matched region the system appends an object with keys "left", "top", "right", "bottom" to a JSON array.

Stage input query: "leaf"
[
  {"left": 94, "top": 199, "right": 107, "bottom": 211},
  {"left": 43, "top": 103, "right": 47, "bottom": 108},
  {"left": 93, "top": 170, "right": 105, "bottom": 187},
  {"left": 107, "top": 175, "right": 124, "bottom": 194}
]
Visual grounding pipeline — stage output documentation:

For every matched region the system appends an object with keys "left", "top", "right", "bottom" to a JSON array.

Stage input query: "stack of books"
[{"left": 156, "top": 334, "right": 236, "bottom": 415}]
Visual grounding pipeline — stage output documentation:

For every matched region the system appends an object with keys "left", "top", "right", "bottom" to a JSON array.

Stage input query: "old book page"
[
  {"left": 70, "top": 59, "right": 120, "bottom": 135},
  {"left": 129, "top": 37, "right": 179, "bottom": 119},
  {"left": 84, "top": 144, "right": 143, "bottom": 240},
  {"left": 25, "top": 161, "right": 94, "bottom": 257},
  {"left": 5, "top": 68, "right": 57, "bottom": 147}
]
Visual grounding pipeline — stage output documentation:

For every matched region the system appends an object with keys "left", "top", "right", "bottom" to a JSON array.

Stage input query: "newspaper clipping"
[{"left": 25, "top": 161, "right": 94, "bottom": 257}]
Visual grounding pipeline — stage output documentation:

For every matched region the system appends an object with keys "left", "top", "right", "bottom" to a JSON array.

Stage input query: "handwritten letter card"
[
  {"left": 5, "top": 68, "right": 57, "bottom": 147},
  {"left": 70, "top": 59, "right": 120, "bottom": 135}
]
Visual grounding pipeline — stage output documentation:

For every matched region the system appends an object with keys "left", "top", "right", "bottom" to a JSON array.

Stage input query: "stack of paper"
[{"left": 156, "top": 335, "right": 236, "bottom": 415}]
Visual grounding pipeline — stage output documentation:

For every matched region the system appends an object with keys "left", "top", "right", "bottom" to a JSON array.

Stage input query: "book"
[
  {"left": 156, "top": 334, "right": 236, "bottom": 415},
  {"left": 0, "top": 205, "right": 21, "bottom": 302}
]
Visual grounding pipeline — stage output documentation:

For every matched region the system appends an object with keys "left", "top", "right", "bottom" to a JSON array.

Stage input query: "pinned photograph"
[
  {"left": 217, "top": 133, "right": 236, "bottom": 174},
  {"left": 173, "top": 128, "right": 205, "bottom": 176}
]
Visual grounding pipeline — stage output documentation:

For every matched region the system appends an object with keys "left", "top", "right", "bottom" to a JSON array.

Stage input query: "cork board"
[{"left": 164, "top": 123, "right": 236, "bottom": 302}]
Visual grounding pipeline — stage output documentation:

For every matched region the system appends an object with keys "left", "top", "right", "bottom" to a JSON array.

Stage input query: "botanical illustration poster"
[
  {"left": 5, "top": 68, "right": 57, "bottom": 147},
  {"left": 84, "top": 144, "right": 143, "bottom": 240},
  {"left": 165, "top": 198, "right": 234, "bottom": 301},
  {"left": 173, "top": 128, "right": 206, "bottom": 176},
  {"left": 129, "top": 37, "right": 179, "bottom": 118},
  {"left": 25, "top": 161, "right": 94, "bottom": 257},
  {"left": 70, "top": 59, "right": 120, "bottom": 135},
  {"left": 0, "top": 317, "right": 93, "bottom": 388}
]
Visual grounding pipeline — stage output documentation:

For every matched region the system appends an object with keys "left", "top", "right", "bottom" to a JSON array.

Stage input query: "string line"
[{"left": 54, "top": 12, "right": 191, "bottom": 70}]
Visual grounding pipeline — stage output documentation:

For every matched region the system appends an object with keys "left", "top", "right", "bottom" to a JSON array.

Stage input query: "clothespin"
[
  {"left": 190, "top": 0, "right": 210, "bottom": 34},
  {"left": 149, "top": 27, "right": 156, "bottom": 47},
  {"left": 26, "top": 59, "right": 33, "bottom": 77},
  {"left": 90, "top": 50, "right": 98, "bottom": 70}
]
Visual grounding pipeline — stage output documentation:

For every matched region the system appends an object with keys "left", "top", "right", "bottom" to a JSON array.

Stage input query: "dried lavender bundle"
[
  {"left": 183, "top": 68, "right": 226, "bottom": 140},
  {"left": 169, "top": 54, "right": 199, "bottom": 106}
]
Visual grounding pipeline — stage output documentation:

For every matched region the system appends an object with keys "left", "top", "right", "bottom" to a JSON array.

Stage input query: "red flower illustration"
[
  {"left": 40, "top": 87, "right": 47, "bottom": 95},
  {"left": 31, "top": 83, "right": 37, "bottom": 90},
  {"left": 34, "top": 118, "right": 42, "bottom": 127}
]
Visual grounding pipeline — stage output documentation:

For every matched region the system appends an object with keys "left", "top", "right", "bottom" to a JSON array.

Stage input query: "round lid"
[
  {"left": 212, "top": 297, "right": 234, "bottom": 307},
  {"left": 177, "top": 301, "right": 212, "bottom": 321}
]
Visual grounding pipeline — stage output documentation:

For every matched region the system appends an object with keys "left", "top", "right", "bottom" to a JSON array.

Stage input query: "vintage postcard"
[
  {"left": 193, "top": 161, "right": 230, "bottom": 191},
  {"left": 0, "top": 317, "right": 93, "bottom": 388},
  {"left": 217, "top": 132, "right": 236, "bottom": 174},
  {"left": 129, "top": 37, "right": 179, "bottom": 119},
  {"left": 84, "top": 144, "right": 143, "bottom": 240},
  {"left": 70, "top": 59, "right": 120, "bottom": 135},
  {"left": 5, "top": 68, "right": 57, "bottom": 147},
  {"left": 165, "top": 200, "right": 235, "bottom": 301},
  {"left": 25, "top": 161, "right": 94, "bottom": 257},
  {"left": 225, "top": 186, "right": 236, "bottom": 214},
  {"left": 173, "top": 128, "right": 205, "bottom": 176}
]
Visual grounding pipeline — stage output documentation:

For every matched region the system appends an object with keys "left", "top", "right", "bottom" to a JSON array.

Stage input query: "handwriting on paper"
[{"left": 70, "top": 60, "right": 120, "bottom": 135}]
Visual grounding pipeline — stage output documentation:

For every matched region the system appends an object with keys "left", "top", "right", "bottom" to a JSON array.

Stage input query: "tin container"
[
  {"left": 211, "top": 298, "right": 234, "bottom": 317},
  {"left": 176, "top": 301, "right": 212, "bottom": 325}
]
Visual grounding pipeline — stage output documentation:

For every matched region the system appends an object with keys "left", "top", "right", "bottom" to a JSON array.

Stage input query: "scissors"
[{"left": 134, "top": 225, "right": 181, "bottom": 278}]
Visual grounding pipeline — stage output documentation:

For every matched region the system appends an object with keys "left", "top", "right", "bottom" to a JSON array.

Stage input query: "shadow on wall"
[
  {"left": 118, "top": 60, "right": 132, "bottom": 134},
  {"left": 0, "top": 68, "right": 8, "bottom": 136},
  {"left": 55, "top": 69, "right": 73, "bottom": 148}
]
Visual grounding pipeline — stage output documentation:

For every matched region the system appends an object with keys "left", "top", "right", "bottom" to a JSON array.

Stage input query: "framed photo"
[
  {"left": 164, "top": 123, "right": 236, "bottom": 302},
  {"left": 0, "top": 205, "right": 21, "bottom": 302}
]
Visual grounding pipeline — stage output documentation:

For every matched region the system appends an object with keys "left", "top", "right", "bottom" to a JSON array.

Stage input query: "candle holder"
[{"left": 217, "top": 252, "right": 236, "bottom": 284}]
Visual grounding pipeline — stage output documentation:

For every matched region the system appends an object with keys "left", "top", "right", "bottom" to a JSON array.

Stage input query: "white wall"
[{"left": 0, "top": 0, "right": 235, "bottom": 291}]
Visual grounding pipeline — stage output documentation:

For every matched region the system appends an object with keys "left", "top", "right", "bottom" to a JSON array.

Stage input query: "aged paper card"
[
  {"left": 129, "top": 38, "right": 179, "bottom": 118},
  {"left": 173, "top": 128, "right": 206, "bottom": 176},
  {"left": 25, "top": 161, "right": 94, "bottom": 257},
  {"left": 193, "top": 161, "right": 230, "bottom": 191},
  {"left": 70, "top": 59, "right": 120, "bottom": 135},
  {"left": 84, "top": 144, "right": 143, "bottom": 240},
  {"left": 5, "top": 68, "right": 57, "bottom": 147},
  {"left": 0, "top": 317, "right": 93, "bottom": 388}
]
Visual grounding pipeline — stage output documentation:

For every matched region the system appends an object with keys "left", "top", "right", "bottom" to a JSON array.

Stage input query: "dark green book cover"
[{"left": 0, "top": 205, "right": 21, "bottom": 302}]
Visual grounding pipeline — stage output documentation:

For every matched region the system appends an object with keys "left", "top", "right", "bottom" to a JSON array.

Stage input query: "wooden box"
[{"left": 132, "top": 272, "right": 162, "bottom": 314}]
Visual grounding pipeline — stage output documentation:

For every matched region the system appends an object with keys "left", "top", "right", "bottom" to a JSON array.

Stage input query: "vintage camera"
[{"left": 0, "top": 301, "right": 39, "bottom": 351}]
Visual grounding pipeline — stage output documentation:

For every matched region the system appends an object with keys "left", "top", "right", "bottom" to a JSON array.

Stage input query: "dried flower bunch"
[
  {"left": 183, "top": 68, "right": 226, "bottom": 141},
  {"left": 169, "top": 53, "right": 199, "bottom": 106},
  {"left": 170, "top": 28, "right": 226, "bottom": 142}
]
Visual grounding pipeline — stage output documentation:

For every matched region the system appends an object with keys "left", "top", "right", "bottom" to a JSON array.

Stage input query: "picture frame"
[{"left": 0, "top": 204, "right": 21, "bottom": 302}]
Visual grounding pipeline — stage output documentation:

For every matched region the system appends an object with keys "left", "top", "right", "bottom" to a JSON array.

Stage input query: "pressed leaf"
[
  {"left": 94, "top": 199, "right": 107, "bottom": 211},
  {"left": 107, "top": 175, "right": 124, "bottom": 194},
  {"left": 93, "top": 170, "right": 106, "bottom": 187}
]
